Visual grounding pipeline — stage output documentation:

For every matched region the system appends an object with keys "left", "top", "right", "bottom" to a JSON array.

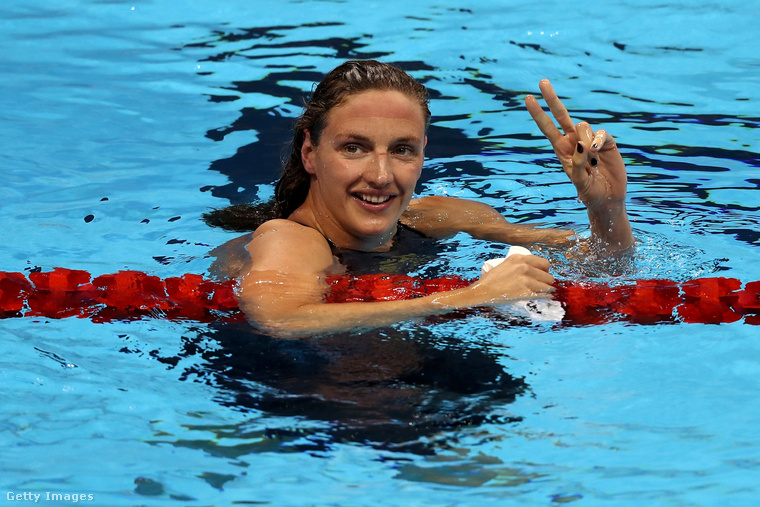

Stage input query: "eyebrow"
[{"left": 334, "top": 132, "right": 424, "bottom": 144}]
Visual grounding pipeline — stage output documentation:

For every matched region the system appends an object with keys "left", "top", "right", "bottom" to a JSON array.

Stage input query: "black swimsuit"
[{"left": 330, "top": 223, "right": 452, "bottom": 278}]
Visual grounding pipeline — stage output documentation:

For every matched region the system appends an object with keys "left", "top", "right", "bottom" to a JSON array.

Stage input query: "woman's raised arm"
[{"left": 399, "top": 81, "right": 633, "bottom": 254}]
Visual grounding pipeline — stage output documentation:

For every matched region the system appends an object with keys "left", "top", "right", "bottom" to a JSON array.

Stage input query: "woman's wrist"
[{"left": 586, "top": 199, "right": 634, "bottom": 251}]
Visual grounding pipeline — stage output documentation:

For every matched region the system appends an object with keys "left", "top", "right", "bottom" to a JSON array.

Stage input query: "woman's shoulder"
[
  {"left": 252, "top": 218, "right": 326, "bottom": 243},
  {"left": 249, "top": 219, "right": 336, "bottom": 274},
  {"left": 209, "top": 220, "right": 331, "bottom": 279},
  {"left": 251, "top": 219, "right": 333, "bottom": 257}
]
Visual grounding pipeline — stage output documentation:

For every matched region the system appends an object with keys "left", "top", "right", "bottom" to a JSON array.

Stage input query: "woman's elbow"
[{"left": 240, "top": 302, "right": 320, "bottom": 339}]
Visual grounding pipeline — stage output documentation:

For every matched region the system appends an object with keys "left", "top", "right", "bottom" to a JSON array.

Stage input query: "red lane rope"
[
  {"left": 0, "top": 269, "right": 241, "bottom": 323},
  {"left": 1, "top": 268, "right": 759, "bottom": 325}
]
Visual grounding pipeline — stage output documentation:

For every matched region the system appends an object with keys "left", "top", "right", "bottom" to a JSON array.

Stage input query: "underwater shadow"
[{"left": 178, "top": 321, "right": 527, "bottom": 456}]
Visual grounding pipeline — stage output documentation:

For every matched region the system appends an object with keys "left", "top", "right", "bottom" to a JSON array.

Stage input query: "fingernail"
[
  {"left": 590, "top": 157, "right": 598, "bottom": 166},
  {"left": 576, "top": 142, "right": 584, "bottom": 154}
]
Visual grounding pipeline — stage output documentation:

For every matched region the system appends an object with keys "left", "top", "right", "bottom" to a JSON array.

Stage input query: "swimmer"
[{"left": 209, "top": 60, "right": 634, "bottom": 337}]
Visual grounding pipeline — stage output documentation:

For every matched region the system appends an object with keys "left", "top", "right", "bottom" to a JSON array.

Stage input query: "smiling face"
[{"left": 296, "top": 89, "right": 427, "bottom": 251}]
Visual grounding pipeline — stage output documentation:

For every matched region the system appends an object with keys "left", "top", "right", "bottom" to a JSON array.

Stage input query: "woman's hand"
[
  {"left": 525, "top": 79, "right": 634, "bottom": 252},
  {"left": 525, "top": 79, "right": 626, "bottom": 208},
  {"left": 438, "top": 253, "right": 554, "bottom": 308}
]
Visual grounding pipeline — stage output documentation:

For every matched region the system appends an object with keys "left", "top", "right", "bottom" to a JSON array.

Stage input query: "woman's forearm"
[
  {"left": 586, "top": 200, "right": 635, "bottom": 252},
  {"left": 464, "top": 221, "right": 576, "bottom": 246},
  {"left": 242, "top": 288, "right": 475, "bottom": 338},
  {"left": 403, "top": 196, "right": 575, "bottom": 246},
  {"left": 241, "top": 256, "right": 555, "bottom": 338}
]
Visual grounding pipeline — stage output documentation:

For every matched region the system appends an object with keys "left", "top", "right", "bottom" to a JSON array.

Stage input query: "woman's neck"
[{"left": 289, "top": 198, "right": 397, "bottom": 252}]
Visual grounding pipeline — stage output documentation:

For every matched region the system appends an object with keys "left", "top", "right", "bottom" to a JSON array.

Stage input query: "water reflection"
[
  {"left": 188, "top": 24, "right": 760, "bottom": 250},
  {"left": 173, "top": 322, "right": 526, "bottom": 456}
]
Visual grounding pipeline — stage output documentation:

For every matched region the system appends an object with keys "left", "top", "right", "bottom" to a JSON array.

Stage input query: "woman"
[{"left": 212, "top": 60, "right": 634, "bottom": 337}]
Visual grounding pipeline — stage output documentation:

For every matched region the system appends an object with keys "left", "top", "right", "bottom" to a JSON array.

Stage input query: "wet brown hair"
[{"left": 204, "top": 60, "right": 430, "bottom": 232}]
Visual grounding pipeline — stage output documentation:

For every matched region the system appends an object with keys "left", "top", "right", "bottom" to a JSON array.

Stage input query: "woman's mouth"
[{"left": 354, "top": 192, "right": 393, "bottom": 205}]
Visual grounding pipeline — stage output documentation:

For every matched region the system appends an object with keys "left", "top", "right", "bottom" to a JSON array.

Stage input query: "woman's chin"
[{"left": 352, "top": 221, "right": 398, "bottom": 244}]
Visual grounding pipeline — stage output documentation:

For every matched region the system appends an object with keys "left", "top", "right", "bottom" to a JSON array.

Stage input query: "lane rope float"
[{"left": 1, "top": 267, "right": 758, "bottom": 325}]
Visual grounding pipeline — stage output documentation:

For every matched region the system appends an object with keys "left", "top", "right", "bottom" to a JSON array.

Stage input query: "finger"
[
  {"left": 538, "top": 79, "right": 576, "bottom": 137},
  {"left": 521, "top": 253, "right": 551, "bottom": 272},
  {"left": 571, "top": 140, "right": 589, "bottom": 181},
  {"left": 535, "top": 269, "right": 556, "bottom": 286},
  {"left": 508, "top": 264, "right": 555, "bottom": 293},
  {"left": 498, "top": 254, "right": 550, "bottom": 277},
  {"left": 526, "top": 272, "right": 556, "bottom": 293},
  {"left": 525, "top": 94, "right": 563, "bottom": 144},
  {"left": 590, "top": 129, "right": 615, "bottom": 152},
  {"left": 569, "top": 123, "right": 591, "bottom": 178}
]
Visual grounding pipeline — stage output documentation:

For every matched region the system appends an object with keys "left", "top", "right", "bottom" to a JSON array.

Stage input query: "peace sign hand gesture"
[{"left": 525, "top": 79, "right": 634, "bottom": 252}]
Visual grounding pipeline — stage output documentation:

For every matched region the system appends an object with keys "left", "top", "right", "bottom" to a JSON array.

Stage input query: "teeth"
[{"left": 358, "top": 194, "right": 391, "bottom": 204}]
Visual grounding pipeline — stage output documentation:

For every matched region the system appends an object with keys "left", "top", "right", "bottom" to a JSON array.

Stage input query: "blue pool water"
[{"left": 2, "top": 0, "right": 759, "bottom": 505}]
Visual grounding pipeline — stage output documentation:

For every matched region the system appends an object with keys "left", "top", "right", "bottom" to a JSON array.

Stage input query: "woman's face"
[{"left": 301, "top": 89, "right": 427, "bottom": 250}]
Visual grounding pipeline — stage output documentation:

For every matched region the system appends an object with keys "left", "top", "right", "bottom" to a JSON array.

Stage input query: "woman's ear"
[{"left": 301, "top": 130, "right": 316, "bottom": 175}]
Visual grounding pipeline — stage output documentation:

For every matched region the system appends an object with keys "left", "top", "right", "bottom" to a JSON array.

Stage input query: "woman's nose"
[{"left": 366, "top": 152, "right": 391, "bottom": 185}]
